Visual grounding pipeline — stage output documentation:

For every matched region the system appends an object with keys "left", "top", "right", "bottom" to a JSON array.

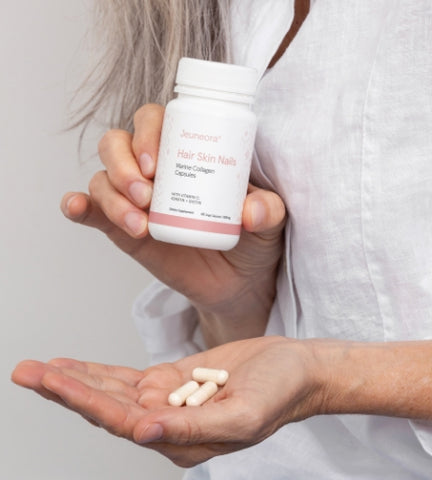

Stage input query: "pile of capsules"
[{"left": 168, "top": 367, "right": 229, "bottom": 407}]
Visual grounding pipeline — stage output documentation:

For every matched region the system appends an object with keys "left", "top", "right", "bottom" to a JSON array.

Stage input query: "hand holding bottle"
[{"left": 62, "top": 103, "right": 286, "bottom": 345}]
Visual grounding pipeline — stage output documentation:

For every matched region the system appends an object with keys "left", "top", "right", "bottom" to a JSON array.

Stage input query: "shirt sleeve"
[
  {"left": 410, "top": 420, "right": 432, "bottom": 458},
  {"left": 132, "top": 280, "right": 206, "bottom": 365}
]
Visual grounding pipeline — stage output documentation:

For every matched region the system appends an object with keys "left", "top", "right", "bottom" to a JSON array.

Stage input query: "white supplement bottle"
[{"left": 148, "top": 57, "right": 258, "bottom": 250}]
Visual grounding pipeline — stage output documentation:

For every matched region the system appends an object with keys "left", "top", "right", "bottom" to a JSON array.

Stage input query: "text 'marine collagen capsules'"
[{"left": 148, "top": 57, "right": 258, "bottom": 250}]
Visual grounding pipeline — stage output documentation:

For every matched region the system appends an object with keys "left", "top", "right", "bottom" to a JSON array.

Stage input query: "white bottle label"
[{"left": 150, "top": 110, "right": 256, "bottom": 235}]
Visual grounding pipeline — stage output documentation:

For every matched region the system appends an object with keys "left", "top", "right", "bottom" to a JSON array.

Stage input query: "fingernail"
[
  {"left": 63, "top": 194, "right": 78, "bottom": 217},
  {"left": 124, "top": 212, "right": 147, "bottom": 236},
  {"left": 129, "top": 181, "right": 152, "bottom": 207},
  {"left": 250, "top": 199, "right": 266, "bottom": 228},
  {"left": 137, "top": 423, "right": 164, "bottom": 444},
  {"left": 139, "top": 153, "right": 155, "bottom": 177}
]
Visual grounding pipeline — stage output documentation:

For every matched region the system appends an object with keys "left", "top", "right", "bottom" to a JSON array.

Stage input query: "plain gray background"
[{"left": 1, "top": 1, "right": 183, "bottom": 478}]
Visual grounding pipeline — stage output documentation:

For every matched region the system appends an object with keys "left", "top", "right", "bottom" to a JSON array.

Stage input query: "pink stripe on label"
[{"left": 149, "top": 211, "right": 241, "bottom": 235}]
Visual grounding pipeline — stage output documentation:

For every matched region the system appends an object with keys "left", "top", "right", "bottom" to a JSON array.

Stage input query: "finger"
[
  {"left": 242, "top": 186, "right": 286, "bottom": 235},
  {"left": 98, "top": 129, "right": 153, "bottom": 208},
  {"left": 61, "top": 191, "right": 152, "bottom": 259},
  {"left": 61, "top": 190, "right": 189, "bottom": 269},
  {"left": 136, "top": 364, "right": 186, "bottom": 408},
  {"left": 61, "top": 192, "right": 116, "bottom": 233},
  {"left": 137, "top": 389, "right": 170, "bottom": 409},
  {"left": 60, "top": 189, "right": 184, "bottom": 266},
  {"left": 136, "top": 363, "right": 185, "bottom": 390},
  {"left": 11, "top": 361, "right": 99, "bottom": 428},
  {"left": 62, "top": 186, "right": 147, "bottom": 239},
  {"left": 50, "top": 368, "right": 139, "bottom": 404},
  {"left": 131, "top": 104, "right": 165, "bottom": 178},
  {"left": 12, "top": 360, "right": 57, "bottom": 392},
  {"left": 88, "top": 171, "right": 148, "bottom": 238},
  {"left": 41, "top": 371, "right": 142, "bottom": 438},
  {"left": 49, "top": 358, "right": 144, "bottom": 388}
]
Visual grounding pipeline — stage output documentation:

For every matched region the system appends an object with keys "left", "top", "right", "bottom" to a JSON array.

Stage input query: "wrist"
[
  {"left": 195, "top": 295, "right": 272, "bottom": 347},
  {"left": 309, "top": 339, "right": 432, "bottom": 420},
  {"left": 192, "top": 282, "right": 276, "bottom": 347},
  {"left": 305, "top": 339, "right": 361, "bottom": 416},
  {"left": 284, "top": 338, "right": 376, "bottom": 419}
]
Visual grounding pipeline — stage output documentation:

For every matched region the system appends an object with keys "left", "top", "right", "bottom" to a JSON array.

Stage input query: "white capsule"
[
  {"left": 168, "top": 380, "right": 200, "bottom": 407},
  {"left": 186, "top": 381, "right": 218, "bottom": 406},
  {"left": 192, "top": 367, "right": 229, "bottom": 386}
]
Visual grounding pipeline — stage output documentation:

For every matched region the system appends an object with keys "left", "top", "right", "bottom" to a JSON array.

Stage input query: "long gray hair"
[{"left": 72, "top": 0, "right": 231, "bottom": 135}]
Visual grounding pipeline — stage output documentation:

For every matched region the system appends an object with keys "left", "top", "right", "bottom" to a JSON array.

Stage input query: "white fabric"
[{"left": 133, "top": 0, "right": 432, "bottom": 477}]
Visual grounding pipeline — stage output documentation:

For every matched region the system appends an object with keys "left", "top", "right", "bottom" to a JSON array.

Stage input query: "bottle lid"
[{"left": 175, "top": 57, "right": 258, "bottom": 98}]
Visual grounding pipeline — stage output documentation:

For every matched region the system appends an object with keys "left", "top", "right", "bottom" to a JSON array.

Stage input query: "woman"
[{"left": 12, "top": 0, "right": 432, "bottom": 478}]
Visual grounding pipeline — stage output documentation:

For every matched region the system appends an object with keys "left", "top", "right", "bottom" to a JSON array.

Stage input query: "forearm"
[{"left": 313, "top": 339, "right": 432, "bottom": 419}]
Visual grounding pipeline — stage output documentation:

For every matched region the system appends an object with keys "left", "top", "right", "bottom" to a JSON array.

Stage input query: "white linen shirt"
[{"left": 133, "top": 0, "right": 432, "bottom": 477}]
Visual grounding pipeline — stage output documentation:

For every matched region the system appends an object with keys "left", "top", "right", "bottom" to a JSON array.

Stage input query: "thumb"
[
  {"left": 134, "top": 399, "right": 249, "bottom": 446},
  {"left": 242, "top": 185, "right": 287, "bottom": 235}
]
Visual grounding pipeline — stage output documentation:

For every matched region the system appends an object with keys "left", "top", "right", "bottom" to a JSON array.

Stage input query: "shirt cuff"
[{"left": 132, "top": 280, "right": 206, "bottom": 364}]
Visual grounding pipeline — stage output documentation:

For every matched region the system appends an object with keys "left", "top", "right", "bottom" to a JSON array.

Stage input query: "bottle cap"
[{"left": 175, "top": 57, "right": 258, "bottom": 99}]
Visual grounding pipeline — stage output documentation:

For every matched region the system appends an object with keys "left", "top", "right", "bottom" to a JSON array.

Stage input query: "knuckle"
[
  {"left": 137, "top": 363, "right": 173, "bottom": 389},
  {"left": 133, "top": 103, "right": 164, "bottom": 127},
  {"left": 162, "top": 415, "right": 201, "bottom": 447},
  {"left": 98, "top": 129, "right": 129, "bottom": 156},
  {"left": 172, "top": 416, "right": 197, "bottom": 445},
  {"left": 88, "top": 171, "right": 106, "bottom": 197},
  {"left": 108, "top": 410, "right": 131, "bottom": 439}
]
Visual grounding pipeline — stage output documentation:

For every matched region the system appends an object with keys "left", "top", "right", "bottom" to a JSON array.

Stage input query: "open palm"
[{"left": 12, "top": 336, "right": 319, "bottom": 467}]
